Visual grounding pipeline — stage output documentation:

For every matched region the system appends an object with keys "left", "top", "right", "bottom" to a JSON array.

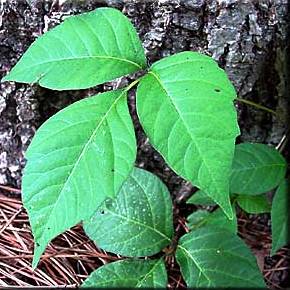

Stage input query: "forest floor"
[{"left": 0, "top": 187, "right": 289, "bottom": 289}]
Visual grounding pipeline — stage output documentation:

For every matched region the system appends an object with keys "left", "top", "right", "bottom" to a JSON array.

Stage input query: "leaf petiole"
[
  {"left": 236, "top": 97, "right": 277, "bottom": 116},
  {"left": 125, "top": 77, "right": 142, "bottom": 92}
]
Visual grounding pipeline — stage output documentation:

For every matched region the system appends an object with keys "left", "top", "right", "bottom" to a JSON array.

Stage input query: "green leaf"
[
  {"left": 271, "top": 179, "right": 289, "bottom": 255},
  {"left": 186, "top": 207, "right": 237, "bottom": 234},
  {"left": 22, "top": 89, "right": 136, "bottom": 268},
  {"left": 176, "top": 226, "right": 265, "bottom": 288},
  {"left": 81, "top": 259, "right": 167, "bottom": 288},
  {"left": 84, "top": 168, "right": 173, "bottom": 257},
  {"left": 137, "top": 51, "right": 240, "bottom": 219},
  {"left": 230, "top": 143, "right": 286, "bottom": 195},
  {"left": 187, "top": 190, "right": 216, "bottom": 206},
  {"left": 237, "top": 195, "right": 271, "bottom": 214},
  {"left": 2, "top": 8, "right": 146, "bottom": 90}
]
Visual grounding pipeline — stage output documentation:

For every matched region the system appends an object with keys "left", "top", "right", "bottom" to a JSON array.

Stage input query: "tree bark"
[{"left": 0, "top": 0, "right": 288, "bottom": 196}]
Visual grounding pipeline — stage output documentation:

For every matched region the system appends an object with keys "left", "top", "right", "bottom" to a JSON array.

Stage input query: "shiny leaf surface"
[{"left": 137, "top": 51, "right": 240, "bottom": 218}]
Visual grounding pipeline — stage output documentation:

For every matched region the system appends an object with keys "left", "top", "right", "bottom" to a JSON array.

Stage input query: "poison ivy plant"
[
  {"left": 81, "top": 169, "right": 264, "bottom": 288},
  {"left": 1, "top": 6, "right": 287, "bottom": 289},
  {"left": 271, "top": 179, "right": 289, "bottom": 255}
]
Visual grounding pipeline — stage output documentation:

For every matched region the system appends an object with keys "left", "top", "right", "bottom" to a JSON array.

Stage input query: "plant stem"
[
  {"left": 125, "top": 77, "right": 141, "bottom": 92},
  {"left": 236, "top": 97, "right": 277, "bottom": 116}
]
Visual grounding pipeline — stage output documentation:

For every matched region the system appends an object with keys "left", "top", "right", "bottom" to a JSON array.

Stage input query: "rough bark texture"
[{"left": 0, "top": 0, "right": 288, "bottom": 199}]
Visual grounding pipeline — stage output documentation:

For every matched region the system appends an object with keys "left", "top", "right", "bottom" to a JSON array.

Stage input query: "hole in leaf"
[
  {"left": 214, "top": 88, "right": 221, "bottom": 93},
  {"left": 36, "top": 243, "right": 40, "bottom": 247}
]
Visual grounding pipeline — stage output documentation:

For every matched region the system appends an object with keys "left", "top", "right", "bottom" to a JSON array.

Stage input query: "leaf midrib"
[
  {"left": 177, "top": 245, "right": 211, "bottom": 285},
  {"left": 39, "top": 90, "right": 127, "bottom": 242},
  {"left": 7, "top": 55, "right": 142, "bottom": 78},
  {"left": 106, "top": 208, "right": 171, "bottom": 242},
  {"left": 177, "top": 245, "right": 261, "bottom": 287},
  {"left": 135, "top": 260, "right": 162, "bottom": 287}
]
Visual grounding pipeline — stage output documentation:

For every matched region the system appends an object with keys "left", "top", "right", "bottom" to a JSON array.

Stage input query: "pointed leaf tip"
[{"left": 1, "top": 75, "right": 9, "bottom": 82}]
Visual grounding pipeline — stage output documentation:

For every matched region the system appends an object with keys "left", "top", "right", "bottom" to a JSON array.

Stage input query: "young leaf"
[
  {"left": 237, "top": 195, "right": 271, "bottom": 214},
  {"left": 137, "top": 51, "right": 240, "bottom": 219},
  {"left": 83, "top": 168, "right": 173, "bottom": 257},
  {"left": 271, "top": 179, "right": 289, "bottom": 255},
  {"left": 2, "top": 8, "right": 146, "bottom": 90},
  {"left": 230, "top": 143, "right": 286, "bottom": 195},
  {"left": 22, "top": 89, "right": 136, "bottom": 268},
  {"left": 81, "top": 259, "right": 167, "bottom": 288},
  {"left": 176, "top": 226, "right": 265, "bottom": 288},
  {"left": 186, "top": 207, "right": 237, "bottom": 234},
  {"left": 187, "top": 189, "right": 216, "bottom": 206}
]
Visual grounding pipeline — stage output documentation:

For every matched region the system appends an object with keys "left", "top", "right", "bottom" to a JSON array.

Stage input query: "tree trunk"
[{"left": 0, "top": 0, "right": 288, "bottom": 197}]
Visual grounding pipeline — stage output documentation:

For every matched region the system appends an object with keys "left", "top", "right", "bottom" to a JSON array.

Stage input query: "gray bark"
[{"left": 0, "top": 0, "right": 288, "bottom": 196}]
